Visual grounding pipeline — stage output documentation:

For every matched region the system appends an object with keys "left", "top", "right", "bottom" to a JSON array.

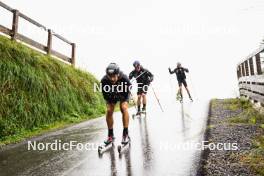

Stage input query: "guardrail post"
[
  {"left": 71, "top": 43, "right": 76, "bottom": 66},
  {"left": 11, "top": 9, "right": 19, "bottom": 40},
  {"left": 47, "top": 29, "right": 52, "bottom": 55},
  {"left": 255, "top": 53, "right": 262, "bottom": 75}
]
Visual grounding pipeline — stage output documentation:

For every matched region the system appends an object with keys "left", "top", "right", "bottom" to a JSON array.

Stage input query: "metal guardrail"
[
  {"left": 237, "top": 45, "right": 264, "bottom": 105},
  {"left": 0, "top": 1, "right": 76, "bottom": 66}
]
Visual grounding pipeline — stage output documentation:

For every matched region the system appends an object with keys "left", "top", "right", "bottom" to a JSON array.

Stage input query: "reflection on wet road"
[{"left": 0, "top": 97, "right": 209, "bottom": 176}]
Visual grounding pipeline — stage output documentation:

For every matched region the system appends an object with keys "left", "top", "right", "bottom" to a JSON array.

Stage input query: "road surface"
[{"left": 0, "top": 96, "right": 209, "bottom": 176}]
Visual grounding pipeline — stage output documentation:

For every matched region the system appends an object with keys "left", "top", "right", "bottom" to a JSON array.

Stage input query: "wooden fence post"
[
  {"left": 71, "top": 43, "right": 76, "bottom": 66},
  {"left": 47, "top": 29, "right": 52, "bottom": 55},
  {"left": 255, "top": 53, "right": 262, "bottom": 75},
  {"left": 11, "top": 9, "right": 19, "bottom": 40}
]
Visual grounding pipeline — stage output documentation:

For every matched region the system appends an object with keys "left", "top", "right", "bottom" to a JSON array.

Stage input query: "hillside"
[{"left": 0, "top": 35, "right": 105, "bottom": 144}]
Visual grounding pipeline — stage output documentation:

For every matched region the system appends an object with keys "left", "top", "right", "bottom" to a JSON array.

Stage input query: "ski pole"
[
  {"left": 131, "top": 70, "right": 147, "bottom": 83},
  {"left": 168, "top": 67, "right": 177, "bottom": 101},
  {"left": 130, "top": 70, "right": 147, "bottom": 110},
  {"left": 188, "top": 73, "right": 196, "bottom": 100},
  {"left": 150, "top": 84, "right": 164, "bottom": 112}
]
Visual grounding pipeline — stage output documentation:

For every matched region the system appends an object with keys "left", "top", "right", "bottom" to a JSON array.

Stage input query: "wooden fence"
[
  {"left": 0, "top": 1, "right": 76, "bottom": 66},
  {"left": 237, "top": 45, "right": 264, "bottom": 105}
]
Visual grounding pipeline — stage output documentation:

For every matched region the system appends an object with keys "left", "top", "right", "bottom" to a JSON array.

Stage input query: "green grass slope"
[{"left": 0, "top": 35, "right": 105, "bottom": 144}]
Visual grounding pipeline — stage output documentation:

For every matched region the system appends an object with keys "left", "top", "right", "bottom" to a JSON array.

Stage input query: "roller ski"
[
  {"left": 168, "top": 63, "right": 193, "bottom": 105},
  {"left": 132, "top": 111, "right": 140, "bottom": 118},
  {"left": 98, "top": 136, "right": 114, "bottom": 155},
  {"left": 117, "top": 134, "right": 131, "bottom": 154},
  {"left": 132, "top": 109, "right": 146, "bottom": 118}
]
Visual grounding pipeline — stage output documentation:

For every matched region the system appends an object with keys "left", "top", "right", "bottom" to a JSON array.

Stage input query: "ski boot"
[
  {"left": 141, "top": 107, "right": 146, "bottom": 115},
  {"left": 98, "top": 136, "right": 115, "bottom": 155},
  {"left": 121, "top": 134, "right": 130, "bottom": 145},
  {"left": 104, "top": 136, "right": 114, "bottom": 145}
]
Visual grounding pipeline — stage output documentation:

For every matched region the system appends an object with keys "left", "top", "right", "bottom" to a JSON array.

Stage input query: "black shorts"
[
  {"left": 137, "top": 84, "right": 149, "bottom": 95},
  {"left": 178, "top": 79, "right": 187, "bottom": 87},
  {"left": 105, "top": 94, "right": 129, "bottom": 104}
]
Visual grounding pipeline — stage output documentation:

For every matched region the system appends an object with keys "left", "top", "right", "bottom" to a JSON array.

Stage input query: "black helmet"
[
  {"left": 133, "top": 60, "right": 140, "bottom": 67},
  {"left": 106, "top": 63, "right": 120, "bottom": 76},
  {"left": 177, "top": 62, "right": 181, "bottom": 67}
]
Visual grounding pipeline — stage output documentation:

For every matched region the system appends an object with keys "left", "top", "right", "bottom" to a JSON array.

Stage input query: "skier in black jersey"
[
  {"left": 169, "top": 62, "right": 192, "bottom": 102},
  {"left": 129, "top": 61, "right": 154, "bottom": 115},
  {"left": 101, "top": 63, "right": 131, "bottom": 145}
]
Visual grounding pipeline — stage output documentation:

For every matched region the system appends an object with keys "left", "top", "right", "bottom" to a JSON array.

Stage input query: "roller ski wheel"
[{"left": 117, "top": 135, "right": 130, "bottom": 154}]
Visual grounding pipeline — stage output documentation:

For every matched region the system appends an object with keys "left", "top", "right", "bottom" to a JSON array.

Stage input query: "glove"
[{"left": 149, "top": 77, "right": 153, "bottom": 82}]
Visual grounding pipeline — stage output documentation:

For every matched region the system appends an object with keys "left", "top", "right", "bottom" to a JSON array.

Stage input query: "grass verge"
[{"left": 225, "top": 98, "right": 264, "bottom": 174}]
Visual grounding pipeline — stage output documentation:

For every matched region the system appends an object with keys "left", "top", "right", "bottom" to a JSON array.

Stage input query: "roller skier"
[
  {"left": 168, "top": 62, "right": 193, "bottom": 102},
  {"left": 100, "top": 63, "right": 131, "bottom": 152},
  {"left": 129, "top": 61, "right": 154, "bottom": 116}
]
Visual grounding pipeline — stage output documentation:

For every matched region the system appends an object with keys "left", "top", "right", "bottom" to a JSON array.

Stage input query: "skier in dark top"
[
  {"left": 101, "top": 63, "right": 131, "bottom": 145},
  {"left": 168, "top": 62, "right": 192, "bottom": 102},
  {"left": 129, "top": 61, "right": 154, "bottom": 115}
]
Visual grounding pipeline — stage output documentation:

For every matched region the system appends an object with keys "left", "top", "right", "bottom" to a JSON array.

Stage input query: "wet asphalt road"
[{"left": 0, "top": 96, "right": 209, "bottom": 176}]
